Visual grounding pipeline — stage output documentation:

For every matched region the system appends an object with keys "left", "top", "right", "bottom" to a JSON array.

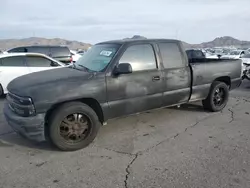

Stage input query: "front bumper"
[{"left": 4, "top": 103, "right": 46, "bottom": 142}]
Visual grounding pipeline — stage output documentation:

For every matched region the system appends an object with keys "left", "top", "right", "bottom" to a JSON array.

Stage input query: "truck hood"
[{"left": 7, "top": 67, "right": 94, "bottom": 96}]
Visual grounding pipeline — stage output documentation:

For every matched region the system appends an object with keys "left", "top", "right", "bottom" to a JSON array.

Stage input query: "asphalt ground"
[{"left": 0, "top": 81, "right": 250, "bottom": 188}]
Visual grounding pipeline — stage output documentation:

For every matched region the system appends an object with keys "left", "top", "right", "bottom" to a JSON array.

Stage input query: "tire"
[
  {"left": 48, "top": 102, "right": 101, "bottom": 151},
  {"left": 202, "top": 81, "right": 229, "bottom": 112}
]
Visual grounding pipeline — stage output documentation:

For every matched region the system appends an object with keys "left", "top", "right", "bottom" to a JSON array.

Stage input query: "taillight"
[{"left": 70, "top": 56, "right": 73, "bottom": 62}]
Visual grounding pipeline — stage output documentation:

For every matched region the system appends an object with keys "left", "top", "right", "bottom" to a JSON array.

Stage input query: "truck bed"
[{"left": 189, "top": 59, "right": 242, "bottom": 101}]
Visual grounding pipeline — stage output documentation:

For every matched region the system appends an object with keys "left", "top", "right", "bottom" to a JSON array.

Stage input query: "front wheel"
[
  {"left": 202, "top": 81, "right": 229, "bottom": 112},
  {"left": 49, "top": 102, "right": 101, "bottom": 151}
]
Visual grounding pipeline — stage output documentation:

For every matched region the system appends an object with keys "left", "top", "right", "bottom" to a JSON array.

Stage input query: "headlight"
[{"left": 7, "top": 92, "right": 36, "bottom": 117}]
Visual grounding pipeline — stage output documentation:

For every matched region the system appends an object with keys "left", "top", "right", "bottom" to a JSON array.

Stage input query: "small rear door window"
[{"left": 159, "top": 42, "right": 184, "bottom": 69}]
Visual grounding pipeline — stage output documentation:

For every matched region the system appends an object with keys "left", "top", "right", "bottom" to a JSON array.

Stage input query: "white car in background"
[
  {"left": 241, "top": 54, "right": 250, "bottom": 64},
  {"left": 222, "top": 50, "right": 246, "bottom": 59},
  {"left": 70, "top": 50, "right": 82, "bottom": 62},
  {"left": 0, "top": 53, "right": 64, "bottom": 96},
  {"left": 205, "top": 52, "right": 219, "bottom": 59},
  {"left": 241, "top": 54, "right": 250, "bottom": 72}
]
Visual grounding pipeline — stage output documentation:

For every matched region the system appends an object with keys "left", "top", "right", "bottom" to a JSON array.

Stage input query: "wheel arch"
[
  {"left": 213, "top": 76, "right": 231, "bottom": 88},
  {"left": 45, "top": 98, "right": 104, "bottom": 130}
]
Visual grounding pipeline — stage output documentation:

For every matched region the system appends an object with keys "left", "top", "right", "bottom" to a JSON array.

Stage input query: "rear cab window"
[
  {"left": 119, "top": 44, "right": 157, "bottom": 71},
  {"left": 158, "top": 42, "right": 185, "bottom": 69}
]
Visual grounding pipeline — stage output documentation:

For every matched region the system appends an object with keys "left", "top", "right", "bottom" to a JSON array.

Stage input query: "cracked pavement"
[{"left": 0, "top": 81, "right": 250, "bottom": 188}]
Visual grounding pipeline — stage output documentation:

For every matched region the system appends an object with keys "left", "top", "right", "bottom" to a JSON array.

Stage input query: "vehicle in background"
[
  {"left": 241, "top": 54, "right": 250, "bottom": 65},
  {"left": 186, "top": 49, "right": 220, "bottom": 59},
  {"left": 0, "top": 53, "right": 64, "bottom": 96},
  {"left": 186, "top": 49, "right": 206, "bottom": 60},
  {"left": 76, "top": 50, "right": 86, "bottom": 56},
  {"left": 241, "top": 54, "right": 250, "bottom": 78},
  {"left": 205, "top": 52, "right": 219, "bottom": 59},
  {"left": 242, "top": 63, "right": 250, "bottom": 81},
  {"left": 213, "top": 49, "right": 225, "bottom": 57},
  {"left": 7, "top": 46, "right": 72, "bottom": 64},
  {"left": 70, "top": 50, "right": 82, "bottom": 62},
  {"left": 4, "top": 39, "right": 242, "bottom": 151},
  {"left": 222, "top": 50, "right": 246, "bottom": 59}
]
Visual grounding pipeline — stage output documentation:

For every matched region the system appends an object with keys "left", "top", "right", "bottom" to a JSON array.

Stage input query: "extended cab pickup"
[{"left": 4, "top": 39, "right": 242, "bottom": 151}]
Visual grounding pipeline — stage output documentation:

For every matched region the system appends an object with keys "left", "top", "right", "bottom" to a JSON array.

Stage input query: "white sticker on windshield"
[{"left": 100, "top": 50, "right": 112, "bottom": 57}]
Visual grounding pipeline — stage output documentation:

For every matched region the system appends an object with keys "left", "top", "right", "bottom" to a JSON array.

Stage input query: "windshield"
[
  {"left": 230, "top": 51, "right": 241, "bottom": 55},
  {"left": 75, "top": 44, "right": 120, "bottom": 72}
]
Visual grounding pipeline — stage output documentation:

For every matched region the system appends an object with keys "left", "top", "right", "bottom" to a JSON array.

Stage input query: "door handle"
[{"left": 152, "top": 76, "right": 161, "bottom": 81}]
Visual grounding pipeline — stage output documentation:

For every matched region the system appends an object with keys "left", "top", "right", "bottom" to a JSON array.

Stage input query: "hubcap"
[
  {"left": 60, "top": 113, "right": 90, "bottom": 142},
  {"left": 213, "top": 88, "right": 225, "bottom": 107}
]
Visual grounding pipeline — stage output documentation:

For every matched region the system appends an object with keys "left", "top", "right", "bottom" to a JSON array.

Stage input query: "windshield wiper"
[
  {"left": 69, "top": 63, "right": 85, "bottom": 71},
  {"left": 76, "top": 64, "right": 95, "bottom": 72}
]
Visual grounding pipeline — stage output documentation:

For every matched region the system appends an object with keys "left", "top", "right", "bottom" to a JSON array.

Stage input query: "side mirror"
[{"left": 114, "top": 63, "right": 132, "bottom": 75}]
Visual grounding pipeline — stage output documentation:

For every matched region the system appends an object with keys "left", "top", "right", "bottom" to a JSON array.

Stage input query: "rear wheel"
[
  {"left": 202, "top": 81, "right": 229, "bottom": 112},
  {"left": 49, "top": 102, "right": 101, "bottom": 151}
]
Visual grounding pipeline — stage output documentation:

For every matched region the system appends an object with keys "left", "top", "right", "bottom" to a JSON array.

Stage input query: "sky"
[{"left": 1, "top": 0, "right": 250, "bottom": 44}]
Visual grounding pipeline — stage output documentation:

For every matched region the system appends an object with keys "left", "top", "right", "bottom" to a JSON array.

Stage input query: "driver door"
[{"left": 106, "top": 43, "right": 164, "bottom": 119}]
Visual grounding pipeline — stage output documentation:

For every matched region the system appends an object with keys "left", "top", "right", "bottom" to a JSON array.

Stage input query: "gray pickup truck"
[{"left": 4, "top": 39, "right": 242, "bottom": 151}]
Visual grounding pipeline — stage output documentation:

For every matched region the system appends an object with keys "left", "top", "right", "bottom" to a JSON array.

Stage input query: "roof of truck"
[{"left": 98, "top": 39, "right": 180, "bottom": 45}]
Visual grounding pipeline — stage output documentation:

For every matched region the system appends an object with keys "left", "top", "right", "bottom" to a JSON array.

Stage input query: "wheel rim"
[
  {"left": 213, "top": 87, "right": 226, "bottom": 107},
  {"left": 59, "top": 113, "right": 91, "bottom": 143}
]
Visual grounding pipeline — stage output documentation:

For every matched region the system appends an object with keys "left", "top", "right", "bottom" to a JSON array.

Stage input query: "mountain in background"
[
  {"left": 0, "top": 36, "right": 250, "bottom": 51},
  {"left": 123, "top": 35, "right": 250, "bottom": 49},
  {"left": 187, "top": 36, "right": 250, "bottom": 48},
  {"left": 0, "top": 37, "right": 91, "bottom": 51}
]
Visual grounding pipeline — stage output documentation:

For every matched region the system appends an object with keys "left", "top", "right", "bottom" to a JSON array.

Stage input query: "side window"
[
  {"left": 50, "top": 47, "right": 70, "bottom": 57},
  {"left": 8, "top": 47, "right": 25, "bottom": 53},
  {"left": 119, "top": 44, "right": 157, "bottom": 71},
  {"left": 1, "top": 56, "right": 25, "bottom": 66},
  {"left": 26, "top": 56, "right": 53, "bottom": 67},
  {"left": 27, "top": 47, "right": 50, "bottom": 55},
  {"left": 159, "top": 43, "right": 184, "bottom": 69}
]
